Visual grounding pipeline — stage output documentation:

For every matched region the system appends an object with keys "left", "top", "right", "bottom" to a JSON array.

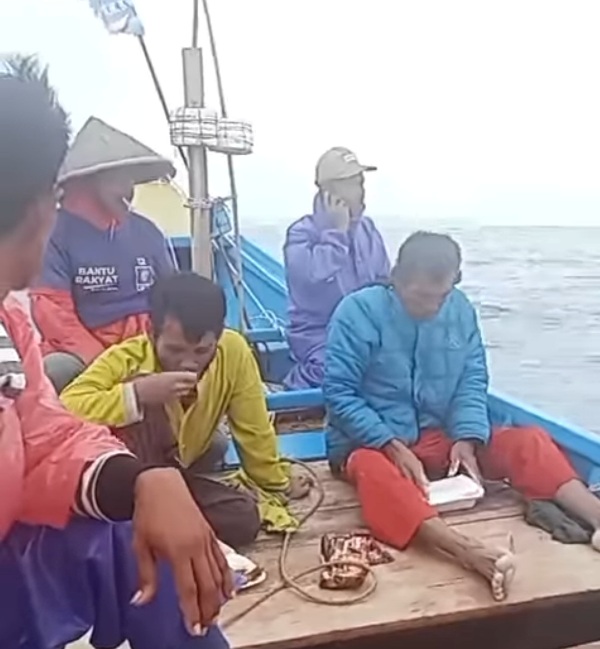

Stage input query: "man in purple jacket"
[{"left": 283, "top": 147, "right": 390, "bottom": 390}]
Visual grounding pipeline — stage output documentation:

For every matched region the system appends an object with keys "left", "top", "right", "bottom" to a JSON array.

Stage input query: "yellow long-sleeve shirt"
[{"left": 60, "top": 329, "right": 289, "bottom": 492}]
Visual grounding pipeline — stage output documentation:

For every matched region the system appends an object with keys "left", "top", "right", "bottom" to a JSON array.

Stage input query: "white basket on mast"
[
  {"left": 169, "top": 107, "right": 218, "bottom": 148},
  {"left": 170, "top": 109, "right": 254, "bottom": 156},
  {"left": 210, "top": 118, "right": 254, "bottom": 155}
]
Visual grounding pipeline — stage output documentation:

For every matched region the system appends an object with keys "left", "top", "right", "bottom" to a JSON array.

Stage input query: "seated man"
[
  {"left": 61, "top": 272, "right": 307, "bottom": 548},
  {"left": 323, "top": 231, "right": 600, "bottom": 601},
  {"left": 283, "top": 147, "right": 390, "bottom": 390},
  {"left": 0, "top": 55, "right": 229, "bottom": 649},
  {"left": 30, "top": 115, "right": 178, "bottom": 393}
]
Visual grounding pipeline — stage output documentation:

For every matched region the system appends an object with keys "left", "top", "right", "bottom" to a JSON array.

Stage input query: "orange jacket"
[{"left": 0, "top": 295, "right": 125, "bottom": 540}]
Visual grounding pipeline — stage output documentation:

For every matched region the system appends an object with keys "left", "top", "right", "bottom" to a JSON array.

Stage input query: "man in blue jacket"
[{"left": 323, "top": 231, "right": 600, "bottom": 601}]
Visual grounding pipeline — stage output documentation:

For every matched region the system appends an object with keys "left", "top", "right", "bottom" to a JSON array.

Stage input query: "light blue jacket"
[{"left": 323, "top": 284, "right": 490, "bottom": 467}]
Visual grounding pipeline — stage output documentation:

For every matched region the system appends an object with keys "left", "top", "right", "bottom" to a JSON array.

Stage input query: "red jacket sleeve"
[
  {"left": 1, "top": 297, "right": 126, "bottom": 528},
  {"left": 30, "top": 234, "right": 105, "bottom": 364}
]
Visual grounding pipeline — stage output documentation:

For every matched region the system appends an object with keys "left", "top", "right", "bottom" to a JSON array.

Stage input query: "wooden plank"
[
  {"left": 290, "top": 461, "right": 523, "bottom": 527},
  {"left": 222, "top": 462, "right": 600, "bottom": 649},
  {"left": 275, "top": 412, "right": 325, "bottom": 435},
  {"left": 253, "top": 463, "right": 522, "bottom": 549}
]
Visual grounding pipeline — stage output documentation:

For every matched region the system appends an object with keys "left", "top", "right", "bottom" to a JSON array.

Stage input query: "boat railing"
[
  {"left": 225, "top": 388, "right": 325, "bottom": 467},
  {"left": 246, "top": 328, "right": 285, "bottom": 344},
  {"left": 242, "top": 387, "right": 600, "bottom": 488},
  {"left": 490, "top": 391, "right": 600, "bottom": 476},
  {"left": 266, "top": 388, "right": 323, "bottom": 412}
]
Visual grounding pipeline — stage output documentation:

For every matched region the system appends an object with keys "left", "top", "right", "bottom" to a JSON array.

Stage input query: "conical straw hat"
[{"left": 58, "top": 117, "right": 175, "bottom": 185}]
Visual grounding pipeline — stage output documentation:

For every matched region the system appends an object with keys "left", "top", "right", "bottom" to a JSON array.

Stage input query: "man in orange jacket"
[
  {"left": 30, "top": 116, "right": 178, "bottom": 393},
  {"left": 0, "top": 55, "right": 231, "bottom": 648}
]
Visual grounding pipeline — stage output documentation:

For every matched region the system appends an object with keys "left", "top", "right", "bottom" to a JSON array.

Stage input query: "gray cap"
[
  {"left": 59, "top": 117, "right": 175, "bottom": 185},
  {"left": 315, "top": 146, "right": 377, "bottom": 185}
]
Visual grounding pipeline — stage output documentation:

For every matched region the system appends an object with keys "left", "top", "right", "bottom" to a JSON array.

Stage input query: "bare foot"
[
  {"left": 285, "top": 472, "right": 313, "bottom": 500},
  {"left": 491, "top": 553, "right": 516, "bottom": 601},
  {"left": 592, "top": 529, "right": 600, "bottom": 552},
  {"left": 463, "top": 542, "right": 516, "bottom": 601}
]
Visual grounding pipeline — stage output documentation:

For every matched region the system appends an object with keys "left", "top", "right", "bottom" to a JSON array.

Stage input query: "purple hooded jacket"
[{"left": 283, "top": 194, "right": 390, "bottom": 389}]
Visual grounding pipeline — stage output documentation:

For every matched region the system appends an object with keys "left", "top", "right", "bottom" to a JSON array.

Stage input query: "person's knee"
[
  {"left": 232, "top": 494, "right": 261, "bottom": 546},
  {"left": 215, "top": 494, "right": 261, "bottom": 549},
  {"left": 507, "top": 425, "right": 553, "bottom": 451},
  {"left": 347, "top": 447, "right": 389, "bottom": 477},
  {"left": 494, "top": 424, "right": 549, "bottom": 449},
  {"left": 44, "top": 352, "right": 86, "bottom": 393},
  {"left": 521, "top": 425, "right": 552, "bottom": 443}
]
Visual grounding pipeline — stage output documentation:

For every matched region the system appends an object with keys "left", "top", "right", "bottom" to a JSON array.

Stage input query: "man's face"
[
  {"left": 155, "top": 316, "right": 219, "bottom": 376},
  {"left": 92, "top": 169, "right": 135, "bottom": 214},
  {"left": 396, "top": 271, "right": 456, "bottom": 320},
  {"left": 327, "top": 174, "right": 365, "bottom": 219}
]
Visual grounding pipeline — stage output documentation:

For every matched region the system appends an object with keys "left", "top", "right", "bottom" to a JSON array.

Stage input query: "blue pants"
[{"left": 0, "top": 519, "right": 230, "bottom": 649}]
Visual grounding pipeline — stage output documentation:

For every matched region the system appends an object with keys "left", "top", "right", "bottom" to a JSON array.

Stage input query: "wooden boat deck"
[{"left": 223, "top": 462, "right": 600, "bottom": 649}]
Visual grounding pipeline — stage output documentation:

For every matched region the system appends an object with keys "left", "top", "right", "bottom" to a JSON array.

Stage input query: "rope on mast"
[{"left": 199, "top": 0, "right": 248, "bottom": 332}]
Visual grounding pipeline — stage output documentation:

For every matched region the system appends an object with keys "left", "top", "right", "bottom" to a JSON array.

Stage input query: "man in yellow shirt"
[{"left": 61, "top": 272, "right": 305, "bottom": 548}]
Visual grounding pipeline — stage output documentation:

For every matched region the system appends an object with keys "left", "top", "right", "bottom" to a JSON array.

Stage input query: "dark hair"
[
  {"left": 149, "top": 272, "right": 227, "bottom": 340},
  {"left": 0, "top": 55, "right": 70, "bottom": 238},
  {"left": 393, "top": 231, "right": 462, "bottom": 283}
]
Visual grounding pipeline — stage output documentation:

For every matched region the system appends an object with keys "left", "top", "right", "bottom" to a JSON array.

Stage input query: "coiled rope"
[{"left": 221, "top": 458, "right": 378, "bottom": 630}]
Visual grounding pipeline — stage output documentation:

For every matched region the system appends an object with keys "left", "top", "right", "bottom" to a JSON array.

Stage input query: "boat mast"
[
  {"left": 182, "top": 49, "right": 212, "bottom": 278},
  {"left": 184, "top": 0, "right": 212, "bottom": 278}
]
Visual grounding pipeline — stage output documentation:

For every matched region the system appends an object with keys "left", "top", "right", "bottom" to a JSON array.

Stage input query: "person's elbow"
[
  {"left": 325, "top": 383, "right": 393, "bottom": 448},
  {"left": 285, "top": 242, "right": 326, "bottom": 285},
  {"left": 323, "top": 377, "right": 343, "bottom": 414},
  {"left": 60, "top": 389, "right": 94, "bottom": 421},
  {"left": 324, "top": 379, "right": 361, "bottom": 426}
]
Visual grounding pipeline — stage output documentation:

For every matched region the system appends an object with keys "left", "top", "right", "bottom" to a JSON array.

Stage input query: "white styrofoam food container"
[{"left": 428, "top": 475, "right": 485, "bottom": 513}]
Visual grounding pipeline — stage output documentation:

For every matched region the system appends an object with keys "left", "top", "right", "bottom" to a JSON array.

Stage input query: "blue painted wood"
[
  {"left": 224, "top": 429, "right": 326, "bottom": 467},
  {"left": 246, "top": 327, "right": 284, "bottom": 344},
  {"left": 266, "top": 388, "right": 324, "bottom": 411},
  {"left": 256, "top": 343, "right": 292, "bottom": 384}
]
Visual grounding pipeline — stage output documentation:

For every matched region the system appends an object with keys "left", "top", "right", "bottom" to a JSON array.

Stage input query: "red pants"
[{"left": 346, "top": 427, "right": 578, "bottom": 550}]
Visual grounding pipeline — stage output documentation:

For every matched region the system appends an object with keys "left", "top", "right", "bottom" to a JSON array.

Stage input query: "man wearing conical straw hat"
[{"left": 30, "top": 117, "right": 178, "bottom": 393}]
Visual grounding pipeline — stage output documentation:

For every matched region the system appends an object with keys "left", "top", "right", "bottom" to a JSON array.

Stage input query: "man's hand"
[
  {"left": 131, "top": 468, "right": 233, "bottom": 635},
  {"left": 448, "top": 440, "right": 483, "bottom": 484},
  {"left": 133, "top": 372, "right": 197, "bottom": 407},
  {"left": 383, "top": 439, "right": 429, "bottom": 495},
  {"left": 322, "top": 191, "right": 350, "bottom": 232}
]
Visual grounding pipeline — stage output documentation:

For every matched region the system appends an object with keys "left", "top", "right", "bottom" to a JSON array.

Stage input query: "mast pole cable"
[
  {"left": 197, "top": 0, "right": 248, "bottom": 333},
  {"left": 138, "top": 36, "right": 189, "bottom": 170}
]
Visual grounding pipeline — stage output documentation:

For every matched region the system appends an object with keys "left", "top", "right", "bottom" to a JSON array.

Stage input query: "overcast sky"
[{"left": 3, "top": 0, "right": 600, "bottom": 225}]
